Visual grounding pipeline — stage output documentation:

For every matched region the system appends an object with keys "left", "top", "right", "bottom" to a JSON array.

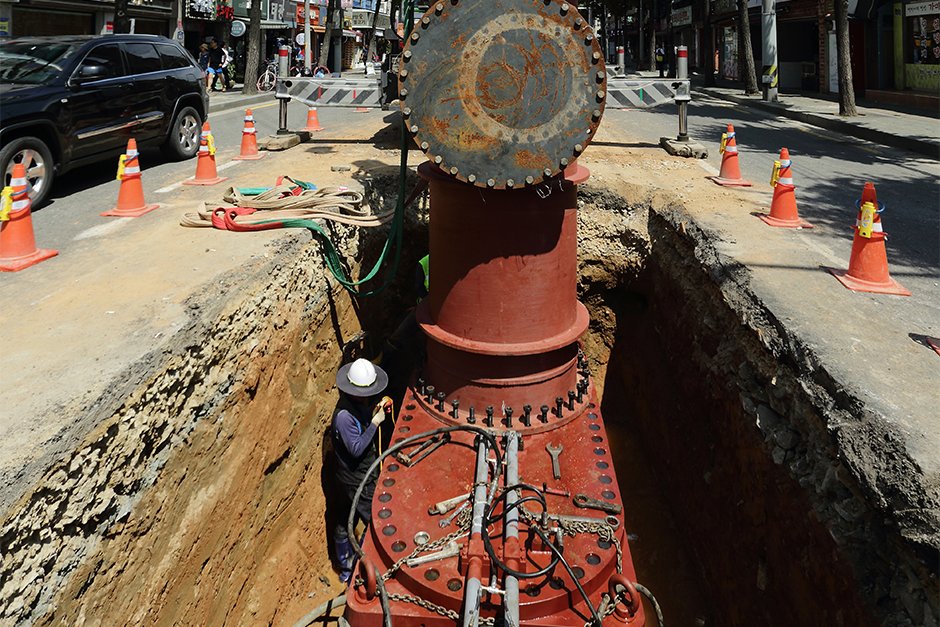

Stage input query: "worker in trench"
[{"left": 331, "top": 358, "right": 393, "bottom": 583}]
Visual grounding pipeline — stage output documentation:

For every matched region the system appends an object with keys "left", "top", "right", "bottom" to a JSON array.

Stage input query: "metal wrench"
[
  {"left": 573, "top": 493, "right": 623, "bottom": 515},
  {"left": 406, "top": 541, "right": 461, "bottom": 567},
  {"left": 545, "top": 443, "right": 562, "bottom": 480}
]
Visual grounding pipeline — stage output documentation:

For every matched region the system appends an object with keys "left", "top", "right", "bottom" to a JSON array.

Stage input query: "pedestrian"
[
  {"left": 197, "top": 43, "right": 210, "bottom": 88},
  {"left": 655, "top": 44, "right": 665, "bottom": 78},
  {"left": 331, "top": 358, "right": 392, "bottom": 583},
  {"left": 220, "top": 43, "right": 233, "bottom": 90},
  {"left": 207, "top": 39, "right": 226, "bottom": 92}
]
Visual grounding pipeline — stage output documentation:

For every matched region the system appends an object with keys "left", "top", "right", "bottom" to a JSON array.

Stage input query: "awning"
[{"left": 260, "top": 19, "right": 292, "bottom": 29}]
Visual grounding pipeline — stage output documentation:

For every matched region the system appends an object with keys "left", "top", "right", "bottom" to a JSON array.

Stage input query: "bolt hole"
[
  {"left": 402, "top": 415, "right": 413, "bottom": 421},
  {"left": 549, "top": 578, "right": 564, "bottom": 589},
  {"left": 392, "top": 541, "right": 406, "bottom": 552},
  {"left": 597, "top": 539, "right": 612, "bottom": 550},
  {"left": 401, "top": 426, "right": 411, "bottom": 433},
  {"left": 572, "top": 567, "right": 585, "bottom": 579},
  {"left": 383, "top": 478, "right": 396, "bottom": 487},
  {"left": 599, "top": 475, "right": 612, "bottom": 484},
  {"left": 596, "top": 461, "right": 609, "bottom": 469},
  {"left": 382, "top": 525, "right": 397, "bottom": 536},
  {"left": 588, "top": 413, "right": 598, "bottom": 420},
  {"left": 406, "top": 404, "right": 416, "bottom": 410},
  {"left": 602, "top": 490, "right": 615, "bottom": 500},
  {"left": 388, "top": 464, "right": 399, "bottom": 472},
  {"left": 379, "top": 493, "right": 392, "bottom": 502},
  {"left": 586, "top": 553, "right": 601, "bottom": 566},
  {"left": 424, "top": 568, "right": 440, "bottom": 581},
  {"left": 525, "top": 585, "right": 541, "bottom": 597},
  {"left": 378, "top": 508, "right": 392, "bottom": 519},
  {"left": 593, "top": 448, "right": 606, "bottom": 456},
  {"left": 591, "top": 436, "right": 603, "bottom": 443},
  {"left": 447, "top": 578, "right": 463, "bottom": 591},
  {"left": 589, "top": 423, "right": 600, "bottom": 431}
]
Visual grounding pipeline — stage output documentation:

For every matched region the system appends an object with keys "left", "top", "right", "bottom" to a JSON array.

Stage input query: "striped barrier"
[{"left": 275, "top": 77, "right": 383, "bottom": 109}]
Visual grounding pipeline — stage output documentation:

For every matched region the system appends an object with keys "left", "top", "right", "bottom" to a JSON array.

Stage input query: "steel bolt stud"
[
  {"left": 574, "top": 144, "right": 583, "bottom": 153},
  {"left": 592, "top": 109, "right": 601, "bottom": 119},
  {"left": 400, "top": 88, "right": 409, "bottom": 97},
  {"left": 404, "top": 50, "right": 412, "bottom": 60},
  {"left": 540, "top": 405, "right": 549, "bottom": 423},
  {"left": 526, "top": 176, "right": 534, "bottom": 185},
  {"left": 451, "top": 398, "right": 459, "bottom": 419},
  {"left": 450, "top": 167, "right": 458, "bottom": 175},
  {"left": 560, "top": 3, "right": 568, "bottom": 12},
  {"left": 436, "top": 3, "right": 444, "bottom": 11},
  {"left": 560, "top": 158, "right": 569, "bottom": 167},
  {"left": 400, "top": 69, "right": 408, "bottom": 78},
  {"left": 592, "top": 52, "right": 601, "bottom": 62},
  {"left": 544, "top": 168, "right": 553, "bottom": 177},
  {"left": 411, "top": 32, "right": 420, "bottom": 42},
  {"left": 421, "top": 141, "right": 429, "bottom": 151},
  {"left": 403, "top": 107, "right": 412, "bottom": 117},
  {"left": 422, "top": 16, "right": 430, "bottom": 25},
  {"left": 468, "top": 407, "right": 475, "bottom": 424},
  {"left": 410, "top": 125, "right": 419, "bottom": 133},
  {"left": 426, "top": 385, "right": 435, "bottom": 403},
  {"left": 596, "top": 90, "right": 606, "bottom": 100},
  {"left": 574, "top": 17, "right": 583, "bottom": 27},
  {"left": 468, "top": 174, "right": 477, "bottom": 183},
  {"left": 522, "top": 405, "right": 532, "bottom": 427},
  {"left": 506, "top": 179, "right": 514, "bottom": 188},
  {"left": 596, "top": 71, "right": 606, "bottom": 81},
  {"left": 435, "top": 156, "right": 443, "bottom": 165},
  {"left": 418, "top": 377, "right": 426, "bottom": 396},
  {"left": 485, "top": 406, "right": 494, "bottom": 427},
  {"left": 585, "top": 33, "right": 594, "bottom": 42},
  {"left": 437, "top": 391, "right": 446, "bottom": 412},
  {"left": 567, "top": 390, "right": 576, "bottom": 410},
  {"left": 487, "top": 178, "right": 496, "bottom": 187},
  {"left": 505, "top": 407, "right": 513, "bottom": 428},
  {"left": 555, "top": 397, "right": 564, "bottom": 419}
]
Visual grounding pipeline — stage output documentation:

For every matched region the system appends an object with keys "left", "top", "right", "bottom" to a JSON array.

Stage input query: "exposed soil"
[{"left": 2, "top": 113, "right": 935, "bottom": 627}]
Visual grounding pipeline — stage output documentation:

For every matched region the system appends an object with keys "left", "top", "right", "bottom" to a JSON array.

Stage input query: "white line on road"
[
  {"left": 73, "top": 218, "right": 134, "bottom": 241},
  {"left": 154, "top": 159, "right": 243, "bottom": 194}
]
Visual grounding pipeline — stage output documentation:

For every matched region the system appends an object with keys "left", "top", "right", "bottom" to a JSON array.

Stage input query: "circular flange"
[{"left": 399, "top": 0, "right": 606, "bottom": 189}]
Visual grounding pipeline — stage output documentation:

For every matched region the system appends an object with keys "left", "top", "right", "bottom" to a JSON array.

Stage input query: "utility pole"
[
  {"left": 761, "top": 0, "right": 778, "bottom": 101},
  {"left": 304, "top": 0, "right": 312, "bottom": 72}
]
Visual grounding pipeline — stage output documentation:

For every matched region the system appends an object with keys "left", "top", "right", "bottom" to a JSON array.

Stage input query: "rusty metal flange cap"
[{"left": 399, "top": 0, "right": 607, "bottom": 189}]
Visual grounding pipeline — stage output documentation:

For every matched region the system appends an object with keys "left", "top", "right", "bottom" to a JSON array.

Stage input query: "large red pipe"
[{"left": 416, "top": 162, "right": 591, "bottom": 414}]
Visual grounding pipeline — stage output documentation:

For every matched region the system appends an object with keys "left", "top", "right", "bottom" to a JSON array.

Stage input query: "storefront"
[
  {"left": 7, "top": 0, "right": 172, "bottom": 38},
  {"left": 897, "top": 0, "right": 940, "bottom": 90}
]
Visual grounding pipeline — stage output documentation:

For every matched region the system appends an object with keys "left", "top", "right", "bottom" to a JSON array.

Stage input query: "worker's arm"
[{"left": 334, "top": 410, "right": 378, "bottom": 459}]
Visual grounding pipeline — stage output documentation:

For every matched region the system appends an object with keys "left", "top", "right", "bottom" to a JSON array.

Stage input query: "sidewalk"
[{"left": 622, "top": 68, "right": 940, "bottom": 160}]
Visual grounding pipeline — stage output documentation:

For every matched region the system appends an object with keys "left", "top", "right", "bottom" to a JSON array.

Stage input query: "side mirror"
[{"left": 77, "top": 65, "right": 107, "bottom": 80}]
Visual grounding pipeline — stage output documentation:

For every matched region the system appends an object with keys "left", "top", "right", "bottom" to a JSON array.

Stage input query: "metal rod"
[
  {"left": 462, "top": 437, "right": 490, "bottom": 627},
  {"left": 504, "top": 432, "right": 520, "bottom": 627}
]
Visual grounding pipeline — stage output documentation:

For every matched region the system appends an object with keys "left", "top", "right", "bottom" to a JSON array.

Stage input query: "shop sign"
[
  {"left": 671, "top": 6, "right": 692, "bottom": 26},
  {"left": 350, "top": 11, "right": 372, "bottom": 27},
  {"left": 268, "top": 0, "right": 288, "bottom": 22},
  {"left": 187, "top": 0, "right": 218, "bottom": 20},
  {"left": 907, "top": 0, "right": 940, "bottom": 16},
  {"left": 296, "top": 3, "right": 320, "bottom": 24},
  {"left": 0, "top": 18, "right": 9, "bottom": 38},
  {"left": 231, "top": 19, "right": 246, "bottom": 35}
]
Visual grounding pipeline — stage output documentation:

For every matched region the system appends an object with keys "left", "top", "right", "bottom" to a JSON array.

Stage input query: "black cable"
[
  {"left": 480, "top": 484, "right": 559, "bottom": 579},
  {"left": 533, "top": 526, "right": 603, "bottom": 627},
  {"left": 346, "top": 425, "right": 504, "bottom": 627}
]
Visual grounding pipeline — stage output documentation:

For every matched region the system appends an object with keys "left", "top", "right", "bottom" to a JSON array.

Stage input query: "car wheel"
[
  {"left": 0, "top": 137, "right": 54, "bottom": 208},
  {"left": 161, "top": 106, "right": 202, "bottom": 160}
]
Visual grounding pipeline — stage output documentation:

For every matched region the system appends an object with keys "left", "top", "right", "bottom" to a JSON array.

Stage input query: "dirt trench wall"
[
  {"left": 0, "top": 182, "right": 428, "bottom": 626},
  {"left": 576, "top": 185, "right": 939, "bottom": 627}
]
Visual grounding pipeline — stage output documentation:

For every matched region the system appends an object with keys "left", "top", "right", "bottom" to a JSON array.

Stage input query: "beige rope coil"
[{"left": 179, "top": 181, "right": 395, "bottom": 229}]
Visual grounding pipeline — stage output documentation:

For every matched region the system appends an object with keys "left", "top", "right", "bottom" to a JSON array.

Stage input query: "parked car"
[{"left": 0, "top": 34, "right": 210, "bottom": 207}]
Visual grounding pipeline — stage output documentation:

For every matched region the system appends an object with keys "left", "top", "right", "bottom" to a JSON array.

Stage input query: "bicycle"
[
  {"left": 257, "top": 59, "right": 278, "bottom": 92},
  {"left": 289, "top": 65, "right": 331, "bottom": 78}
]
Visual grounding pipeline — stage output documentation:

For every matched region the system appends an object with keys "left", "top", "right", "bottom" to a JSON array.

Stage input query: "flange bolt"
[
  {"left": 437, "top": 391, "right": 446, "bottom": 412},
  {"left": 555, "top": 397, "right": 564, "bottom": 419},
  {"left": 567, "top": 390, "right": 576, "bottom": 410},
  {"left": 505, "top": 407, "right": 513, "bottom": 428},
  {"left": 486, "top": 406, "right": 494, "bottom": 427},
  {"left": 425, "top": 385, "right": 435, "bottom": 403},
  {"left": 540, "top": 405, "right": 549, "bottom": 423},
  {"left": 451, "top": 398, "right": 459, "bottom": 419},
  {"left": 468, "top": 406, "right": 476, "bottom": 424},
  {"left": 522, "top": 405, "right": 532, "bottom": 427},
  {"left": 418, "top": 377, "right": 426, "bottom": 396}
]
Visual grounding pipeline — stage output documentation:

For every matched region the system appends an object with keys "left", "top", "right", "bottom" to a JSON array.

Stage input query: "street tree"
[
  {"left": 737, "top": 0, "right": 759, "bottom": 93},
  {"left": 113, "top": 0, "right": 130, "bottom": 33},
  {"left": 242, "top": 0, "right": 263, "bottom": 94},
  {"left": 320, "top": 0, "right": 339, "bottom": 67},
  {"left": 701, "top": 0, "right": 716, "bottom": 86},
  {"left": 834, "top": 0, "right": 858, "bottom": 115}
]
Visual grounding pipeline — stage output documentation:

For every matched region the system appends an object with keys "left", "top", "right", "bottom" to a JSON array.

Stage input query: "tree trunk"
[
  {"left": 835, "top": 0, "right": 858, "bottom": 115},
  {"left": 113, "top": 0, "right": 130, "bottom": 33},
  {"left": 702, "top": 0, "right": 716, "bottom": 86},
  {"left": 647, "top": 15, "right": 656, "bottom": 72},
  {"left": 738, "top": 0, "right": 759, "bottom": 93},
  {"left": 242, "top": 0, "right": 262, "bottom": 94},
  {"left": 320, "top": 0, "right": 338, "bottom": 67}
]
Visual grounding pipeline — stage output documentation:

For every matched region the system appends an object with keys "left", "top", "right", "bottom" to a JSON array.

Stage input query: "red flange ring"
[
  {"left": 608, "top": 573, "right": 640, "bottom": 621},
  {"left": 357, "top": 556, "right": 377, "bottom": 602}
]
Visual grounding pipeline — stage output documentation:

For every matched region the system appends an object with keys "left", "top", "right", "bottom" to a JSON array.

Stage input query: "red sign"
[{"left": 296, "top": 4, "right": 320, "bottom": 25}]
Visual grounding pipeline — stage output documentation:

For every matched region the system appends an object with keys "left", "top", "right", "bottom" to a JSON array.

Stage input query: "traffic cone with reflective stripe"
[
  {"left": 829, "top": 182, "right": 910, "bottom": 296},
  {"left": 233, "top": 109, "right": 266, "bottom": 161},
  {"left": 0, "top": 163, "right": 58, "bottom": 272},
  {"left": 183, "top": 122, "right": 228, "bottom": 186},
  {"left": 303, "top": 106, "right": 324, "bottom": 132},
  {"left": 710, "top": 124, "right": 752, "bottom": 187},
  {"left": 759, "top": 148, "right": 813, "bottom": 228},
  {"left": 101, "top": 139, "right": 160, "bottom": 217}
]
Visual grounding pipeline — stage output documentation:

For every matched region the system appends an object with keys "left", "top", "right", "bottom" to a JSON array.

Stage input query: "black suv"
[{"left": 0, "top": 35, "right": 210, "bottom": 207}]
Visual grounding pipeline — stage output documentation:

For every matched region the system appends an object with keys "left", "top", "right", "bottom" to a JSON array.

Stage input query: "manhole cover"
[{"left": 399, "top": 0, "right": 606, "bottom": 189}]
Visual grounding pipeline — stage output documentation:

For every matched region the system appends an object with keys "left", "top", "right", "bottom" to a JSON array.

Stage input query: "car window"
[
  {"left": 75, "top": 43, "right": 126, "bottom": 81},
  {"left": 1, "top": 40, "right": 85, "bottom": 84},
  {"left": 123, "top": 42, "right": 162, "bottom": 75},
  {"left": 155, "top": 43, "right": 192, "bottom": 70}
]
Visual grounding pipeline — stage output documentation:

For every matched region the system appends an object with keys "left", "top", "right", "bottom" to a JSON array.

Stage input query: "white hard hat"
[{"left": 336, "top": 358, "right": 388, "bottom": 396}]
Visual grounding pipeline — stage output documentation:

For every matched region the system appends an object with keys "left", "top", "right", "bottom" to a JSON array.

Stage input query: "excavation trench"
[{"left": 1, "top": 174, "right": 933, "bottom": 626}]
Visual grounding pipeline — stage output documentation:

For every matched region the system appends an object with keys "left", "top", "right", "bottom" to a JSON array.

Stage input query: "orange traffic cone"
[
  {"left": 101, "top": 139, "right": 160, "bottom": 217},
  {"left": 183, "top": 122, "right": 229, "bottom": 186},
  {"left": 233, "top": 109, "right": 266, "bottom": 161},
  {"left": 0, "top": 163, "right": 58, "bottom": 272},
  {"left": 758, "top": 148, "right": 813, "bottom": 228},
  {"left": 927, "top": 337, "right": 940, "bottom": 356},
  {"left": 303, "top": 107, "right": 324, "bottom": 132},
  {"left": 829, "top": 182, "right": 910, "bottom": 296},
  {"left": 710, "top": 124, "right": 752, "bottom": 187}
]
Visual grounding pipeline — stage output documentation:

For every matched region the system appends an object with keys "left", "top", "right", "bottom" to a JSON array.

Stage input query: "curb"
[
  {"left": 208, "top": 93, "right": 277, "bottom": 116},
  {"left": 694, "top": 87, "right": 940, "bottom": 161}
]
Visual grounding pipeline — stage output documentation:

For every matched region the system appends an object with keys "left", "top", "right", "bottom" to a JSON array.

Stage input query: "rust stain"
[{"left": 513, "top": 148, "right": 548, "bottom": 169}]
